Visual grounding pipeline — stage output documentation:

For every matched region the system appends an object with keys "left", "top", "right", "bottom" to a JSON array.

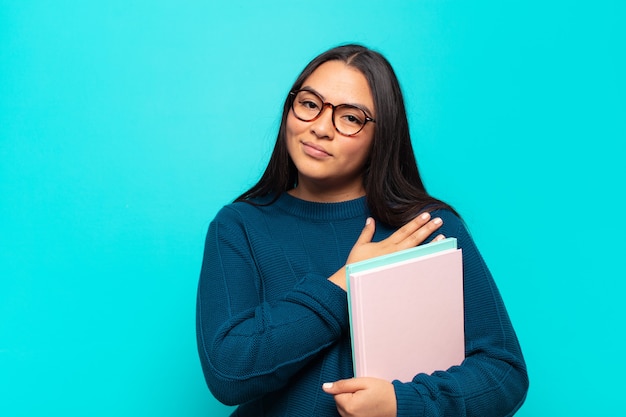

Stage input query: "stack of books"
[{"left": 346, "top": 237, "right": 465, "bottom": 382}]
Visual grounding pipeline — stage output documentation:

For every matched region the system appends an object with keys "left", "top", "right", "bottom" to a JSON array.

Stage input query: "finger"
[
  {"left": 390, "top": 212, "right": 431, "bottom": 242},
  {"left": 403, "top": 217, "right": 443, "bottom": 247},
  {"left": 322, "top": 379, "right": 366, "bottom": 395},
  {"left": 333, "top": 393, "right": 352, "bottom": 417},
  {"left": 353, "top": 217, "right": 376, "bottom": 246},
  {"left": 392, "top": 216, "right": 443, "bottom": 249},
  {"left": 433, "top": 233, "right": 446, "bottom": 242}
]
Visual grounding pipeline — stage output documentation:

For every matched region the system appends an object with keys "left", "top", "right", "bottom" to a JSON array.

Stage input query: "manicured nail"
[
  {"left": 323, "top": 382, "right": 333, "bottom": 389},
  {"left": 433, "top": 217, "right": 442, "bottom": 225},
  {"left": 421, "top": 212, "right": 430, "bottom": 220},
  {"left": 366, "top": 217, "right": 372, "bottom": 225}
]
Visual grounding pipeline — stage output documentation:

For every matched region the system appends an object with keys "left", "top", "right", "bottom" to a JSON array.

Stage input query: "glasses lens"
[
  {"left": 291, "top": 90, "right": 370, "bottom": 136},
  {"left": 292, "top": 90, "right": 323, "bottom": 121},
  {"left": 334, "top": 105, "right": 368, "bottom": 136}
]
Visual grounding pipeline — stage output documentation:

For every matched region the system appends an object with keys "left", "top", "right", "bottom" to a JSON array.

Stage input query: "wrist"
[{"left": 328, "top": 267, "right": 347, "bottom": 292}]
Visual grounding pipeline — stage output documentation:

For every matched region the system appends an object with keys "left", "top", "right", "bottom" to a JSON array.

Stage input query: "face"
[{"left": 286, "top": 60, "right": 376, "bottom": 201}]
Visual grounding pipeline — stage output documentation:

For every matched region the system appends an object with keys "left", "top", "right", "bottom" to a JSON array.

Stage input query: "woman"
[{"left": 196, "top": 44, "right": 528, "bottom": 416}]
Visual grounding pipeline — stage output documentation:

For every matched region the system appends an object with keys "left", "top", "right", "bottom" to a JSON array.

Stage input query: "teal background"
[{"left": 1, "top": 1, "right": 624, "bottom": 415}]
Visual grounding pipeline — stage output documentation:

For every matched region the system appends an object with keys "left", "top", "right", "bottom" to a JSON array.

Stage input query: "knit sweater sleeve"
[
  {"left": 392, "top": 211, "right": 529, "bottom": 417},
  {"left": 196, "top": 205, "right": 349, "bottom": 406}
]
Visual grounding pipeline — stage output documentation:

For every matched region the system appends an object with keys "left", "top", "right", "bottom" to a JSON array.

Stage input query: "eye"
[
  {"left": 337, "top": 106, "right": 366, "bottom": 126},
  {"left": 294, "top": 90, "right": 323, "bottom": 115},
  {"left": 299, "top": 99, "right": 320, "bottom": 111},
  {"left": 344, "top": 114, "right": 365, "bottom": 125}
]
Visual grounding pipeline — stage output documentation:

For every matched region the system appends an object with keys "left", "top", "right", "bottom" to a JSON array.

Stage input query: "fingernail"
[
  {"left": 323, "top": 382, "right": 333, "bottom": 389},
  {"left": 421, "top": 212, "right": 430, "bottom": 220},
  {"left": 365, "top": 217, "right": 372, "bottom": 225},
  {"left": 433, "top": 217, "right": 442, "bottom": 225}
]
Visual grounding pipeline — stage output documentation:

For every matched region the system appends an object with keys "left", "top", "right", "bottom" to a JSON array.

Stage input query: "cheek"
[
  {"left": 355, "top": 146, "right": 372, "bottom": 167},
  {"left": 285, "top": 114, "right": 298, "bottom": 153},
  {"left": 286, "top": 111, "right": 305, "bottom": 137},
  {"left": 346, "top": 136, "right": 374, "bottom": 162}
]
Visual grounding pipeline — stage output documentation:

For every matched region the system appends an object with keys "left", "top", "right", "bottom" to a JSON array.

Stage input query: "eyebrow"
[{"left": 299, "top": 86, "right": 375, "bottom": 118}]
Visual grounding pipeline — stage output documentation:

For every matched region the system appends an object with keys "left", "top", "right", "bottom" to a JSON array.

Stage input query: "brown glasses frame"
[{"left": 289, "top": 89, "right": 376, "bottom": 136}]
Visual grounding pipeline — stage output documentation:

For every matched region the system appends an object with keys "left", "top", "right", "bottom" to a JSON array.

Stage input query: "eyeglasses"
[{"left": 289, "top": 89, "right": 376, "bottom": 136}]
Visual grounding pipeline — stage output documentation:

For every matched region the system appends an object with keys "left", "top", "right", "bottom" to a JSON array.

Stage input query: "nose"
[{"left": 310, "top": 104, "right": 335, "bottom": 139}]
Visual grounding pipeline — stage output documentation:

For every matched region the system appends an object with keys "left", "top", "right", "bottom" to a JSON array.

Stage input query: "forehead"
[{"left": 301, "top": 61, "right": 374, "bottom": 110}]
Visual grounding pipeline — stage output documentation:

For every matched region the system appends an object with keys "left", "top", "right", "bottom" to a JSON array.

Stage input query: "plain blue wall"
[{"left": 1, "top": 1, "right": 624, "bottom": 415}]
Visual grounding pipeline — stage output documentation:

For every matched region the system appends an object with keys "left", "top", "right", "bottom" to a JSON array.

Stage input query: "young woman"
[{"left": 196, "top": 44, "right": 528, "bottom": 417}]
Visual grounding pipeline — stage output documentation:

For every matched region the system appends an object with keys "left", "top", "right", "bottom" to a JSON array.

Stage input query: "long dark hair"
[{"left": 235, "top": 44, "right": 456, "bottom": 227}]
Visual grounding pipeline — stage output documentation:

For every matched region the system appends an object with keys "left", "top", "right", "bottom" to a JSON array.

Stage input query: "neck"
[{"left": 288, "top": 180, "right": 366, "bottom": 203}]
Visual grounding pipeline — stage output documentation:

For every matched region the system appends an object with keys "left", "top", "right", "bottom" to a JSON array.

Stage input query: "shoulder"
[
  {"left": 428, "top": 208, "right": 479, "bottom": 251},
  {"left": 213, "top": 195, "right": 276, "bottom": 224},
  {"left": 209, "top": 195, "right": 290, "bottom": 241},
  {"left": 429, "top": 209, "right": 465, "bottom": 234},
  {"left": 205, "top": 200, "right": 275, "bottom": 249},
  {"left": 214, "top": 201, "right": 258, "bottom": 220}
]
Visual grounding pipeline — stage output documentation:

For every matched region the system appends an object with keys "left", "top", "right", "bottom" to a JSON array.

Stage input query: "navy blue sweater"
[{"left": 196, "top": 193, "right": 528, "bottom": 416}]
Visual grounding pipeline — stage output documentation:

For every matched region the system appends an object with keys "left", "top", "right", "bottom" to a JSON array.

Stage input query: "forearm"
[
  {"left": 197, "top": 272, "right": 349, "bottom": 405},
  {"left": 393, "top": 348, "right": 527, "bottom": 417}
]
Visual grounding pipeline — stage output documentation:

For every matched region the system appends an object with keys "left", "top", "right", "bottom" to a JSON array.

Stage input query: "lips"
[{"left": 302, "top": 141, "right": 332, "bottom": 158}]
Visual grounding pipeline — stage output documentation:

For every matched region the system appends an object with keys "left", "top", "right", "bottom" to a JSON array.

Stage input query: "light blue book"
[{"left": 346, "top": 237, "right": 458, "bottom": 277}]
